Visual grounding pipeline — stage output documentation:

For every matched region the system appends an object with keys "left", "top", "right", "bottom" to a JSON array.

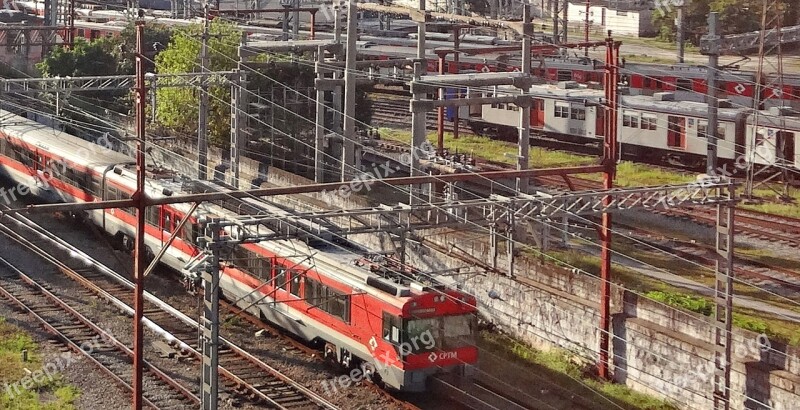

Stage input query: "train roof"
[
  {"left": 620, "top": 94, "right": 750, "bottom": 121},
  {"left": 0, "top": 110, "right": 133, "bottom": 169},
  {"left": 748, "top": 108, "right": 800, "bottom": 130},
  {"left": 525, "top": 83, "right": 605, "bottom": 100}
]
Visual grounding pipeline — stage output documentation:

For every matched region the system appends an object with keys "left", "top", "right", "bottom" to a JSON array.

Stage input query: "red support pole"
[
  {"left": 310, "top": 11, "right": 316, "bottom": 39},
  {"left": 132, "top": 20, "right": 147, "bottom": 410},
  {"left": 452, "top": 26, "right": 460, "bottom": 140},
  {"left": 599, "top": 32, "right": 619, "bottom": 381}
]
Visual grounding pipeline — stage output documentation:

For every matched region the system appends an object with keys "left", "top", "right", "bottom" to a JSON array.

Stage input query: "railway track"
[
  {"left": 369, "top": 93, "right": 477, "bottom": 136},
  {"left": 0, "top": 256, "right": 200, "bottom": 410},
  {"left": 0, "top": 208, "right": 340, "bottom": 410},
  {"left": 531, "top": 174, "right": 800, "bottom": 249}
]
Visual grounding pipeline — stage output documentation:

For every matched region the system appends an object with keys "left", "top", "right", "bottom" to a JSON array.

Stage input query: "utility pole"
[
  {"left": 132, "top": 18, "right": 147, "bottom": 410},
  {"left": 281, "top": 0, "right": 292, "bottom": 40},
  {"left": 584, "top": 0, "right": 590, "bottom": 56},
  {"left": 230, "top": 34, "right": 247, "bottom": 189},
  {"left": 452, "top": 26, "right": 460, "bottom": 140},
  {"left": 332, "top": 2, "right": 343, "bottom": 134},
  {"left": 705, "top": 13, "right": 720, "bottom": 175},
  {"left": 315, "top": 46, "right": 326, "bottom": 183},
  {"left": 599, "top": 31, "right": 619, "bottom": 381},
  {"left": 198, "top": 2, "right": 210, "bottom": 180},
  {"left": 552, "top": 0, "right": 560, "bottom": 44},
  {"left": 561, "top": 0, "right": 568, "bottom": 44},
  {"left": 676, "top": 5, "right": 685, "bottom": 63},
  {"left": 417, "top": 0, "right": 426, "bottom": 61},
  {"left": 293, "top": 0, "right": 300, "bottom": 39},
  {"left": 341, "top": 0, "right": 357, "bottom": 181},
  {"left": 199, "top": 220, "right": 221, "bottom": 410},
  {"left": 518, "top": 1, "right": 532, "bottom": 192}
]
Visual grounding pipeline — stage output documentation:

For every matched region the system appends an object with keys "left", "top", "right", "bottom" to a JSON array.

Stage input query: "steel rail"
[
  {"left": 0, "top": 209, "right": 339, "bottom": 410},
  {"left": 0, "top": 256, "right": 200, "bottom": 409}
]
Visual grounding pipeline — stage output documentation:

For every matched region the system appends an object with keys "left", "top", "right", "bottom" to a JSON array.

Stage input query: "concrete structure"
[{"left": 567, "top": 1, "right": 656, "bottom": 37}]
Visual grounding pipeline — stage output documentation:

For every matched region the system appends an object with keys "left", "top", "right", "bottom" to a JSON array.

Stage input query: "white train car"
[
  {"left": 745, "top": 108, "right": 800, "bottom": 171},
  {"left": 617, "top": 93, "right": 748, "bottom": 167},
  {"left": 476, "top": 82, "right": 605, "bottom": 141}
]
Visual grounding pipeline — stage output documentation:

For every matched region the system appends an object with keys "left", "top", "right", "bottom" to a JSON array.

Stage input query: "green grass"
[
  {"left": 0, "top": 318, "right": 79, "bottom": 409},
  {"left": 378, "top": 127, "right": 598, "bottom": 169},
  {"left": 739, "top": 189, "right": 800, "bottom": 218},
  {"left": 647, "top": 290, "right": 798, "bottom": 345},
  {"left": 620, "top": 54, "right": 678, "bottom": 64},
  {"left": 480, "top": 331, "right": 678, "bottom": 410}
]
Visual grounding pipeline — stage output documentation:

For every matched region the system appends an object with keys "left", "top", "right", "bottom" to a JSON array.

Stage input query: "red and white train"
[
  {"left": 0, "top": 109, "right": 478, "bottom": 391},
  {"left": 470, "top": 82, "right": 799, "bottom": 173}
]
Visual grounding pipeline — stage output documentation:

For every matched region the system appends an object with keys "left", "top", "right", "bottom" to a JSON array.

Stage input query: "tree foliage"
[
  {"left": 37, "top": 38, "right": 119, "bottom": 77},
  {"left": 154, "top": 19, "right": 241, "bottom": 147},
  {"left": 118, "top": 23, "right": 174, "bottom": 74},
  {"left": 652, "top": 0, "right": 799, "bottom": 45}
]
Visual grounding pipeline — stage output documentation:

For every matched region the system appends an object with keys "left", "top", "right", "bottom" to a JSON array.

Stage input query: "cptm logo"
[{"left": 428, "top": 351, "right": 458, "bottom": 362}]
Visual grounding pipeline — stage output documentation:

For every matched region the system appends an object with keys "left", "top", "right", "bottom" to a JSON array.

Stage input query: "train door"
[
  {"left": 595, "top": 109, "right": 605, "bottom": 137},
  {"left": 530, "top": 98, "right": 545, "bottom": 128},
  {"left": 777, "top": 131, "right": 796, "bottom": 168},
  {"left": 667, "top": 116, "right": 686, "bottom": 149},
  {"left": 160, "top": 207, "right": 180, "bottom": 245}
]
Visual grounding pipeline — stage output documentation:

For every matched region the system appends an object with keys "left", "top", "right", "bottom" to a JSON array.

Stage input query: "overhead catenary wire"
[{"left": 7, "top": 16, "right": 792, "bottom": 406}]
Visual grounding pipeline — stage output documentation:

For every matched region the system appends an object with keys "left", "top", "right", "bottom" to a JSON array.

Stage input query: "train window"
[
  {"left": 641, "top": 115, "right": 658, "bottom": 131},
  {"left": 290, "top": 271, "right": 302, "bottom": 297},
  {"left": 306, "top": 278, "right": 322, "bottom": 304},
  {"left": 623, "top": 112, "right": 640, "bottom": 128},
  {"left": 90, "top": 176, "right": 102, "bottom": 197},
  {"left": 383, "top": 312, "right": 402, "bottom": 344},
  {"left": 554, "top": 103, "right": 570, "bottom": 118},
  {"left": 327, "top": 288, "right": 350, "bottom": 322},
  {"left": 570, "top": 108, "right": 586, "bottom": 121},
  {"left": 161, "top": 212, "right": 171, "bottom": 233},
  {"left": 146, "top": 206, "right": 160, "bottom": 227},
  {"left": 306, "top": 278, "right": 350, "bottom": 322},
  {"left": 717, "top": 125, "right": 726, "bottom": 140},
  {"left": 676, "top": 78, "right": 692, "bottom": 91},
  {"left": 557, "top": 70, "right": 572, "bottom": 82},
  {"left": 274, "top": 267, "right": 286, "bottom": 291},
  {"left": 698, "top": 121, "right": 708, "bottom": 138},
  {"left": 19, "top": 147, "right": 33, "bottom": 166}
]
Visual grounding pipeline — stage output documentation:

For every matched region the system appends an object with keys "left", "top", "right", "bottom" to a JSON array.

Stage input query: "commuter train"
[
  {"left": 469, "top": 82, "right": 799, "bottom": 173},
  {"left": 0, "top": 109, "right": 478, "bottom": 391}
]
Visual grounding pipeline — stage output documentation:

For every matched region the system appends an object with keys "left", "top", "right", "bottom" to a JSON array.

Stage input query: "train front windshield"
[{"left": 404, "top": 314, "right": 476, "bottom": 353}]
